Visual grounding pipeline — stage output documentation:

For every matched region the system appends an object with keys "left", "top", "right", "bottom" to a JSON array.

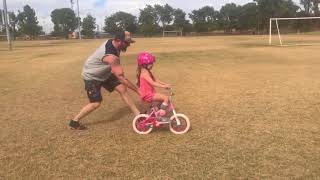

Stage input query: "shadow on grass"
[
  {"left": 234, "top": 43, "right": 271, "bottom": 48},
  {"left": 85, "top": 106, "right": 130, "bottom": 126},
  {"left": 236, "top": 42, "right": 320, "bottom": 48},
  {"left": 0, "top": 49, "right": 11, "bottom": 51},
  {"left": 32, "top": 53, "right": 59, "bottom": 59}
]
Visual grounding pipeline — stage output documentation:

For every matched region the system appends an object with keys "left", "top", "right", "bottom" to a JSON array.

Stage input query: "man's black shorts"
[{"left": 84, "top": 74, "right": 121, "bottom": 103}]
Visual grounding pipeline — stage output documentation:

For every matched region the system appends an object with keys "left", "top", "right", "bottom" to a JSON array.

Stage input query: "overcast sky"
[{"left": 1, "top": 0, "right": 301, "bottom": 33}]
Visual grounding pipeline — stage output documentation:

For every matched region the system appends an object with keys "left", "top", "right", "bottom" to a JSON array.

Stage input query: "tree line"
[{"left": 1, "top": 0, "right": 320, "bottom": 39}]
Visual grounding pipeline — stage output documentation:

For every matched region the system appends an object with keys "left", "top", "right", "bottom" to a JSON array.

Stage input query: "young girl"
[{"left": 136, "top": 52, "right": 171, "bottom": 116}]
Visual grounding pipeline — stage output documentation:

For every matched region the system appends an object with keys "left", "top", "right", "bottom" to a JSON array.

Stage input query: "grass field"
[{"left": 0, "top": 36, "right": 320, "bottom": 179}]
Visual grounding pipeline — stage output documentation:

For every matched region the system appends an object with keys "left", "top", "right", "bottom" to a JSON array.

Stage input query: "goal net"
[
  {"left": 269, "top": 17, "right": 320, "bottom": 46},
  {"left": 162, "top": 30, "right": 183, "bottom": 37}
]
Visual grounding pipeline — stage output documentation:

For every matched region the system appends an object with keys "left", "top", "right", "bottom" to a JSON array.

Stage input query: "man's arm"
[{"left": 103, "top": 55, "right": 139, "bottom": 94}]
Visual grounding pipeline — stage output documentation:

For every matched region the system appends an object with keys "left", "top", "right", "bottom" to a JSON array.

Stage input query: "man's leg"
[
  {"left": 69, "top": 80, "right": 103, "bottom": 130},
  {"left": 72, "top": 102, "right": 101, "bottom": 121},
  {"left": 115, "top": 84, "right": 140, "bottom": 116}
]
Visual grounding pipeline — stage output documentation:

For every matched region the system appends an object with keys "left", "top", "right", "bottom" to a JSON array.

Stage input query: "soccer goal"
[
  {"left": 269, "top": 17, "right": 320, "bottom": 46},
  {"left": 162, "top": 30, "right": 183, "bottom": 37}
]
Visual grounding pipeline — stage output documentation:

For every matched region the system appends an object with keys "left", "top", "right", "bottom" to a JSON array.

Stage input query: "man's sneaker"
[{"left": 69, "top": 120, "right": 87, "bottom": 130}]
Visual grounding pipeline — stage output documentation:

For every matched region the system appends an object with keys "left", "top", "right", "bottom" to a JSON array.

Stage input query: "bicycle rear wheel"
[{"left": 132, "top": 114, "right": 153, "bottom": 134}]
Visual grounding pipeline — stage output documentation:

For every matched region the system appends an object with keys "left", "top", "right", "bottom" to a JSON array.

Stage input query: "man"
[{"left": 69, "top": 31, "right": 140, "bottom": 130}]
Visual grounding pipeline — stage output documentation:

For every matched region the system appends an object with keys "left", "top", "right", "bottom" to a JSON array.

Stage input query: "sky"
[{"left": 0, "top": 0, "right": 301, "bottom": 33}]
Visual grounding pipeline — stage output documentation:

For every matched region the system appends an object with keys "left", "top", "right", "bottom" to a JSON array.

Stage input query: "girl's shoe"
[{"left": 158, "top": 109, "right": 166, "bottom": 116}]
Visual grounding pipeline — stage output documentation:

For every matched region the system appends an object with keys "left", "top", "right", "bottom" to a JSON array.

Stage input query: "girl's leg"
[
  {"left": 152, "top": 93, "right": 169, "bottom": 116},
  {"left": 152, "top": 93, "right": 169, "bottom": 104}
]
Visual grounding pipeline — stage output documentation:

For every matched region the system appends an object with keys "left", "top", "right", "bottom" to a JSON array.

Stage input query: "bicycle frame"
[
  {"left": 138, "top": 88, "right": 182, "bottom": 128},
  {"left": 169, "top": 89, "right": 181, "bottom": 126}
]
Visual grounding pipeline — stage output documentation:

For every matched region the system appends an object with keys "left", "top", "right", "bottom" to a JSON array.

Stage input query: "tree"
[
  {"left": 300, "top": 0, "right": 320, "bottom": 15},
  {"left": 254, "top": 0, "right": 299, "bottom": 31},
  {"left": 8, "top": 12, "right": 19, "bottom": 39},
  {"left": 0, "top": 9, "right": 3, "bottom": 27},
  {"left": 238, "top": 3, "right": 258, "bottom": 31},
  {"left": 51, "top": 8, "right": 77, "bottom": 38},
  {"left": 104, "top": 11, "right": 137, "bottom": 34},
  {"left": 189, "top": 6, "right": 218, "bottom": 32},
  {"left": 312, "top": 0, "right": 320, "bottom": 16},
  {"left": 282, "top": 0, "right": 300, "bottom": 17},
  {"left": 16, "top": 5, "right": 42, "bottom": 38},
  {"left": 173, "top": 8, "right": 191, "bottom": 32},
  {"left": 138, "top": 5, "right": 159, "bottom": 36},
  {"left": 1, "top": 9, "right": 6, "bottom": 33},
  {"left": 154, "top": 4, "right": 174, "bottom": 31},
  {"left": 82, "top": 14, "right": 96, "bottom": 38},
  {"left": 219, "top": 3, "right": 242, "bottom": 32},
  {"left": 300, "top": 0, "right": 313, "bottom": 15}
]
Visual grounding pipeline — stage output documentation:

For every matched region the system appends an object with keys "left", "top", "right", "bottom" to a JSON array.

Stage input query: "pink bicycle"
[{"left": 132, "top": 88, "right": 190, "bottom": 134}]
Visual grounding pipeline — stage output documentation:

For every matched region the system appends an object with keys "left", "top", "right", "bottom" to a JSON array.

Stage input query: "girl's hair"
[{"left": 136, "top": 65, "right": 155, "bottom": 87}]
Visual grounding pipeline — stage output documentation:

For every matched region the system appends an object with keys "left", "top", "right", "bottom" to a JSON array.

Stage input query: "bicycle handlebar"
[{"left": 168, "top": 88, "right": 174, "bottom": 96}]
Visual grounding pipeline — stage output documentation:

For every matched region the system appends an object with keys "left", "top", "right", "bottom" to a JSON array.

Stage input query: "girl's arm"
[
  {"left": 141, "top": 70, "right": 170, "bottom": 89},
  {"left": 155, "top": 79, "right": 169, "bottom": 86},
  {"left": 151, "top": 72, "right": 169, "bottom": 85}
]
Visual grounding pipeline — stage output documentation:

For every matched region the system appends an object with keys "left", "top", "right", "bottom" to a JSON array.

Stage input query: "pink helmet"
[{"left": 137, "top": 52, "right": 156, "bottom": 66}]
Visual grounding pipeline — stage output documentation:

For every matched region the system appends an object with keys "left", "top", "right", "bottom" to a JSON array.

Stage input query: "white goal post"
[
  {"left": 162, "top": 30, "right": 183, "bottom": 37},
  {"left": 269, "top": 17, "right": 320, "bottom": 46}
]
